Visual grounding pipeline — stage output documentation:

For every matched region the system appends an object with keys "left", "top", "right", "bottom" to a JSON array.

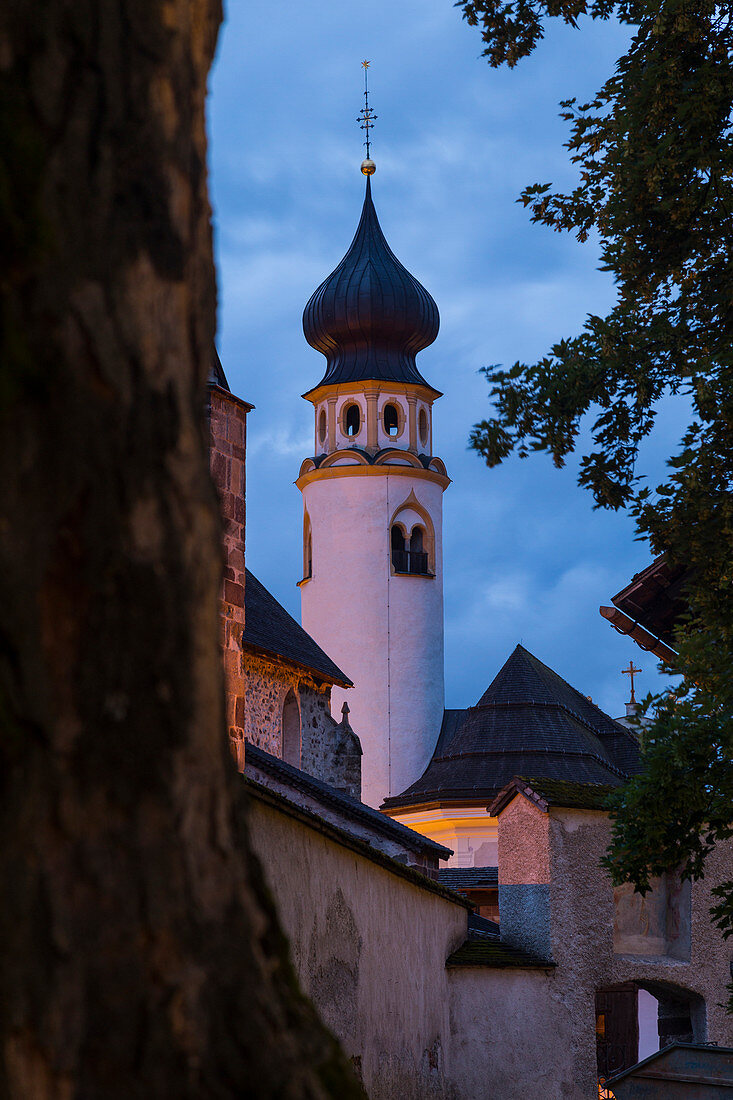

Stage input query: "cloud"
[{"left": 211, "top": 0, "right": 660, "bottom": 720}]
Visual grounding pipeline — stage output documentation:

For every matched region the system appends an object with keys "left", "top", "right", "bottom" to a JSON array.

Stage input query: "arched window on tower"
[
  {"left": 383, "top": 403, "right": 399, "bottom": 436},
  {"left": 281, "top": 690, "right": 301, "bottom": 767},
  {"left": 419, "top": 407, "right": 429, "bottom": 448},
  {"left": 303, "top": 513, "right": 312, "bottom": 580},
  {"left": 391, "top": 525, "right": 407, "bottom": 573},
  {"left": 409, "top": 526, "right": 428, "bottom": 574},
  {"left": 318, "top": 408, "right": 327, "bottom": 448},
  {"left": 344, "top": 403, "right": 360, "bottom": 437},
  {"left": 390, "top": 495, "right": 435, "bottom": 577}
]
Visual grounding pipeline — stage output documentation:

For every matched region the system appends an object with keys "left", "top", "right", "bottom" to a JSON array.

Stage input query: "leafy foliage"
[{"left": 461, "top": 0, "right": 733, "bottom": 953}]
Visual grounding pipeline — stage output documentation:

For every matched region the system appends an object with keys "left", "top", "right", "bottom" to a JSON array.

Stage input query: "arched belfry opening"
[
  {"left": 409, "top": 526, "right": 426, "bottom": 573},
  {"left": 391, "top": 525, "right": 407, "bottom": 573},
  {"left": 383, "top": 403, "right": 399, "bottom": 436},
  {"left": 281, "top": 690, "right": 301, "bottom": 767},
  {"left": 345, "top": 403, "right": 360, "bottom": 437}
]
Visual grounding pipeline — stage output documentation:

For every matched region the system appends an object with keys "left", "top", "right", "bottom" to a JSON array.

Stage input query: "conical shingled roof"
[
  {"left": 381, "top": 644, "right": 641, "bottom": 811},
  {"left": 302, "top": 176, "right": 440, "bottom": 394}
]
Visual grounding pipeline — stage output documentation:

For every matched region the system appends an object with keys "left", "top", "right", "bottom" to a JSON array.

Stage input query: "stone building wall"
[
  {"left": 208, "top": 387, "right": 248, "bottom": 768},
  {"left": 489, "top": 792, "right": 733, "bottom": 1095},
  {"left": 243, "top": 648, "right": 361, "bottom": 798}
]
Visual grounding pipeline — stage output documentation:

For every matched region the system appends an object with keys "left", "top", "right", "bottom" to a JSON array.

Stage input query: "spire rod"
[{"left": 358, "top": 60, "right": 377, "bottom": 175}]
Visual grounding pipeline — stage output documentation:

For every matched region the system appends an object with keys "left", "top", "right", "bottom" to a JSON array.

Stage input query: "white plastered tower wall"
[
  {"left": 298, "top": 420, "right": 447, "bottom": 807},
  {"left": 299, "top": 169, "right": 448, "bottom": 809}
]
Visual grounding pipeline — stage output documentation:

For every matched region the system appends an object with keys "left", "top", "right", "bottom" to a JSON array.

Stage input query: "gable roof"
[
  {"left": 382, "top": 644, "right": 640, "bottom": 812},
  {"left": 243, "top": 569, "right": 352, "bottom": 688},
  {"left": 489, "top": 777, "right": 618, "bottom": 817}
]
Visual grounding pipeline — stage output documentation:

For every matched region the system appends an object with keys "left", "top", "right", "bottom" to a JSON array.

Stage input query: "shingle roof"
[
  {"left": 302, "top": 176, "right": 440, "bottom": 395},
  {"left": 243, "top": 569, "right": 352, "bottom": 687},
  {"left": 382, "top": 644, "right": 641, "bottom": 811},
  {"left": 245, "top": 741, "right": 450, "bottom": 859},
  {"left": 489, "top": 777, "right": 618, "bottom": 817},
  {"left": 209, "top": 347, "right": 230, "bottom": 390},
  {"left": 246, "top": 777, "right": 468, "bottom": 909},
  {"left": 446, "top": 938, "right": 555, "bottom": 969},
  {"left": 438, "top": 867, "right": 498, "bottom": 890}
]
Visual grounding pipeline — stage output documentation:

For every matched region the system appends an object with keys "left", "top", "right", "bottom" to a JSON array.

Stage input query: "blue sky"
[{"left": 208, "top": 0, "right": 683, "bottom": 718}]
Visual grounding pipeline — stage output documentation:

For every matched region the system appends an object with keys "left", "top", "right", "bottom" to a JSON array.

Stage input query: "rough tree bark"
[{"left": 0, "top": 2, "right": 364, "bottom": 1096}]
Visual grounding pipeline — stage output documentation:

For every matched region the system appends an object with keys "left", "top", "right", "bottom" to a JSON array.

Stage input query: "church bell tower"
[{"left": 297, "top": 99, "right": 449, "bottom": 807}]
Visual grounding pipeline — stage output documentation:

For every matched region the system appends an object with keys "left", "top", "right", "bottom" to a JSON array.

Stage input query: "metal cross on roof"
[
  {"left": 621, "top": 660, "right": 642, "bottom": 704},
  {"left": 357, "top": 60, "right": 377, "bottom": 161}
]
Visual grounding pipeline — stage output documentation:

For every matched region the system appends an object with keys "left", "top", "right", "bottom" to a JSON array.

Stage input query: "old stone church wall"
[{"left": 243, "top": 649, "right": 361, "bottom": 798}]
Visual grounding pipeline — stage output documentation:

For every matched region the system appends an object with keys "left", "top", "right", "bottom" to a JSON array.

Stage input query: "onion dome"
[{"left": 303, "top": 176, "right": 439, "bottom": 392}]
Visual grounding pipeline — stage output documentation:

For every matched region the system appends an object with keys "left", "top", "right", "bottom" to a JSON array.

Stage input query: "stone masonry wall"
[
  {"left": 209, "top": 387, "right": 247, "bottom": 768},
  {"left": 243, "top": 649, "right": 362, "bottom": 799},
  {"left": 489, "top": 793, "right": 733, "bottom": 1096}
]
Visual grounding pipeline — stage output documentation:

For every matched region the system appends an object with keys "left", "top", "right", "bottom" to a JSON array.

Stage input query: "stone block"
[
  {"left": 210, "top": 450, "right": 228, "bottom": 489},
  {"left": 227, "top": 415, "right": 244, "bottom": 446},
  {"left": 224, "top": 580, "right": 244, "bottom": 607}
]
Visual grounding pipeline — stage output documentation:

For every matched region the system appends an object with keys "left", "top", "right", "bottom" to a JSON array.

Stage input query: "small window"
[
  {"left": 409, "top": 526, "right": 428, "bottom": 574},
  {"left": 345, "top": 404, "right": 360, "bottom": 436},
  {"left": 318, "top": 409, "right": 327, "bottom": 446},
  {"left": 419, "top": 408, "right": 429, "bottom": 447},
  {"left": 303, "top": 514, "right": 313, "bottom": 580},
  {"left": 391, "top": 525, "right": 407, "bottom": 573},
  {"left": 383, "top": 403, "right": 399, "bottom": 436}
]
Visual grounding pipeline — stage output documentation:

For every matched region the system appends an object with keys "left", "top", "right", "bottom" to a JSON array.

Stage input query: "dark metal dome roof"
[{"left": 303, "top": 176, "right": 439, "bottom": 392}]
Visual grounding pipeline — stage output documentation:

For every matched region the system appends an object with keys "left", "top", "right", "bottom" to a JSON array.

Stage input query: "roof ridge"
[
  {"left": 518, "top": 644, "right": 638, "bottom": 735},
  {"left": 490, "top": 644, "right": 641, "bottom": 752},
  {"left": 431, "top": 746, "right": 627, "bottom": 780}
]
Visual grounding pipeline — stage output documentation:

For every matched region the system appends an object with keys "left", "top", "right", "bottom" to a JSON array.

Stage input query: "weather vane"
[
  {"left": 358, "top": 60, "right": 377, "bottom": 175},
  {"left": 621, "top": 660, "right": 642, "bottom": 704}
]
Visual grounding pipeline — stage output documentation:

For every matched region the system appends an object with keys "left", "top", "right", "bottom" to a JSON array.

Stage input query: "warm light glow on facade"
[{"left": 386, "top": 805, "right": 498, "bottom": 867}]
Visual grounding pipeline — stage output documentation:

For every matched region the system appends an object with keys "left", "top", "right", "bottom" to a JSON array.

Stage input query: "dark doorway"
[{"left": 596, "top": 983, "right": 638, "bottom": 1087}]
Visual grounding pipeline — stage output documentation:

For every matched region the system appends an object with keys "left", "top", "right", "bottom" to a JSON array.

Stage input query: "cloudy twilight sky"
[{"left": 208, "top": 0, "right": 684, "bottom": 719}]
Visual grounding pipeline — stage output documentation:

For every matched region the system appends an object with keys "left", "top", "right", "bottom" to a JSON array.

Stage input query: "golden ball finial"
[{"left": 361, "top": 158, "right": 376, "bottom": 176}]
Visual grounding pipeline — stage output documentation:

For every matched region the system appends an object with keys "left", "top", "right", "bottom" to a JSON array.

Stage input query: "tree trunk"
[{"left": 0, "top": 2, "right": 363, "bottom": 1096}]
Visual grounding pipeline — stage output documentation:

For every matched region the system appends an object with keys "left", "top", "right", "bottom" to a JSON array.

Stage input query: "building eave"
[
  {"left": 599, "top": 604, "right": 677, "bottom": 666},
  {"left": 246, "top": 777, "right": 468, "bottom": 907},
  {"left": 296, "top": 463, "right": 450, "bottom": 493},
  {"left": 241, "top": 640, "right": 353, "bottom": 689},
  {"left": 302, "top": 379, "right": 442, "bottom": 405}
]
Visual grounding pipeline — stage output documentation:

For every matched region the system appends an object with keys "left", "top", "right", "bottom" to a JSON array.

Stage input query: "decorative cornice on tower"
[{"left": 302, "top": 176, "right": 440, "bottom": 397}]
